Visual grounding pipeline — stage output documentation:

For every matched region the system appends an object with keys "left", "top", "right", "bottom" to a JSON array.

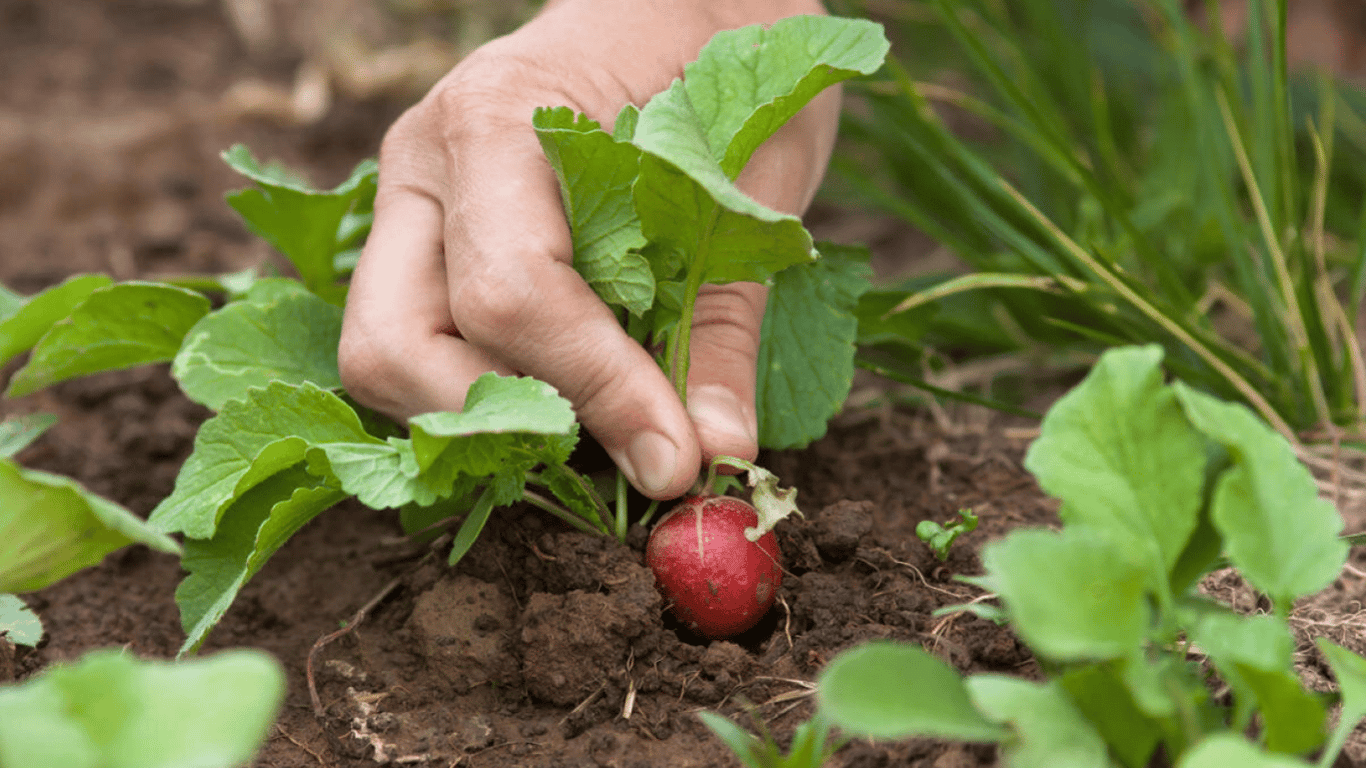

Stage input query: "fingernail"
[
  {"left": 621, "top": 431, "right": 678, "bottom": 497},
  {"left": 687, "top": 385, "right": 757, "bottom": 446}
]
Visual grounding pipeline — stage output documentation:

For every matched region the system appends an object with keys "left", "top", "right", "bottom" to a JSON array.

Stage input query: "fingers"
[
  {"left": 438, "top": 102, "right": 703, "bottom": 499},
  {"left": 685, "top": 282, "right": 767, "bottom": 465}
]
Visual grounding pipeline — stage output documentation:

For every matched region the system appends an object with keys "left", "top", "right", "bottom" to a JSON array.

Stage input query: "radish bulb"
[{"left": 645, "top": 460, "right": 799, "bottom": 639}]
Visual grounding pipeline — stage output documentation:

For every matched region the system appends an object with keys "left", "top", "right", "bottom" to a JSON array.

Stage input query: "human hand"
[{"left": 338, "top": 0, "right": 838, "bottom": 499}]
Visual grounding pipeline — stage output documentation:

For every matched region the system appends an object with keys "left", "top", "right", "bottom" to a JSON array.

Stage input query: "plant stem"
[
  {"left": 614, "top": 470, "right": 629, "bottom": 541},
  {"left": 522, "top": 489, "right": 606, "bottom": 536},
  {"left": 668, "top": 206, "right": 721, "bottom": 404},
  {"left": 637, "top": 499, "right": 662, "bottom": 528}
]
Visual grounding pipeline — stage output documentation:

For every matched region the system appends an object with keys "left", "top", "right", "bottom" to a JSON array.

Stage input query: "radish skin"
[{"left": 646, "top": 495, "right": 783, "bottom": 639}]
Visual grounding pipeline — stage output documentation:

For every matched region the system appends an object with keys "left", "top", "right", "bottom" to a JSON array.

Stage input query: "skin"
[{"left": 339, "top": 0, "right": 838, "bottom": 500}]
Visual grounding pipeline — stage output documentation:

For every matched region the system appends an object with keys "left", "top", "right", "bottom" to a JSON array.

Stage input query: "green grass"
[{"left": 831, "top": 0, "right": 1366, "bottom": 446}]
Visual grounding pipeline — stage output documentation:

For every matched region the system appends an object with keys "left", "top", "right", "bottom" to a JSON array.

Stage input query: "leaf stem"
[
  {"left": 522, "top": 489, "right": 606, "bottom": 536},
  {"left": 637, "top": 498, "right": 663, "bottom": 528},
  {"left": 614, "top": 470, "right": 628, "bottom": 542},
  {"left": 668, "top": 206, "right": 721, "bottom": 404}
]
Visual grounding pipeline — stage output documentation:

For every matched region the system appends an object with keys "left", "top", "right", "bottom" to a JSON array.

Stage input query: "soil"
[{"left": 4, "top": 2, "right": 1366, "bottom": 767}]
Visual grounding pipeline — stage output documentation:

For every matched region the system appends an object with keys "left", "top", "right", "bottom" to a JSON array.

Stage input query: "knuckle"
[
  {"left": 337, "top": 325, "right": 404, "bottom": 406},
  {"left": 448, "top": 262, "right": 540, "bottom": 345}
]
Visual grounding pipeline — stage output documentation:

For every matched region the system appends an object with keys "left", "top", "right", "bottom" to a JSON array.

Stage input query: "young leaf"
[
  {"left": 680, "top": 15, "right": 890, "bottom": 177},
  {"left": 817, "top": 640, "right": 1006, "bottom": 742},
  {"left": 1176, "top": 734, "right": 1312, "bottom": 768},
  {"left": 0, "top": 648, "right": 284, "bottom": 768},
  {"left": 533, "top": 107, "right": 653, "bottom": 315},
  {"left": 148, "top": 381, "right": 382, "bottom": 539},
  {"left": 1059, "top": 665, "right": 1161, "bottom": 768},
  {"left": 0, "top": 412, "right": 57, "bottom": 458},
  {"left": 0, "top": 274, "right": 113, "bottom": 368},
  {"left": 6, "top": 283, "right": 211, "bottom": 397},
  {"left": 977, "top": 527, "right": 1151, "bottom": 661},
  {"left": 447, "top": 485, "right": 498, "bottom": 567},
  {"left": 172, "top": 288, "right": 344, "bottom": 410},
  {"left": 965, "top": 675, "right": 1111, "bottom": 768},
  {"left": 223, "top": 145, "right": 377, "bottom": 293},
  {"left": 916, "top": 508, "right": 979, "bottom": 562},
  {"left": 0, "top": 593, "right": 42, "bottom": 647},
  {"left": 175, "top": 466, "right": 345, "bottom": 655},
  {"left": 1316, "top": 640, "right": 1366, "bottom": 768},
  {"left": 1024, "top": 345, "right": 1205, "bottom": 576},
  {"left": 0, "top": 458, "right": 180, "bottom": 593},
  {"left": 1173, "top": 383, "right": 1347, "bottom": 606},
  {"left": 755, "top": 243, "right": 872, "bottom": 449}
]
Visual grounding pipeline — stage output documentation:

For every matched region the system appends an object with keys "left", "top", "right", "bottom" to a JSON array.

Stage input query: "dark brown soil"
[{"left": 4, "top": 2, "right": 1366, "bottom": 767}]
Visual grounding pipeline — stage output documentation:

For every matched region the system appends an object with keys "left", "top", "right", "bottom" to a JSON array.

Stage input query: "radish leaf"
[
  {"left": 0, "top": 458, "right": 179, "bottom": 593},
  {"left": 1174, "top": 383, "right": 1347, "bottom": 607},
  {"left": 965, "top": 676, "right": 1110, "bottom": 768},
  {"left": 0, "top": 649, "right": 283, "bottom": 768},
  {"left": 173, "top": 288, "right": 344, "bottom": 410},
  {"left": 756, "top": 243, "right": 871, "bottom": 449},
  {"left": 7, "top": 283, "right": 210, "bottom": 398},
  {"left": 0, "top": 274, "right": 113, "bottom": 368},
  {"left": 0, "top": 412, "right": 56, "bottom": 458}
]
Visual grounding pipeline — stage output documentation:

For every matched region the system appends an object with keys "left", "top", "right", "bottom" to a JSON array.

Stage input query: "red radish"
[{"left": 646, "top": 494, "right": 784, "bottom": 639}]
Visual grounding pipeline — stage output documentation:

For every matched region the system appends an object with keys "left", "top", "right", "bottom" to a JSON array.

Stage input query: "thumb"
[{"left": 684, "top": 281, "right": 767, "bottom": 465}]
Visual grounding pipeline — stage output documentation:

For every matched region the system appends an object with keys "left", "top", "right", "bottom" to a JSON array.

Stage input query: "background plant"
[
  {"left": 818, "top": 345, "right": 1363, "bottom": 767},
  {"left": 830, "top": 0, "right": 1366, "bottom": 446}
]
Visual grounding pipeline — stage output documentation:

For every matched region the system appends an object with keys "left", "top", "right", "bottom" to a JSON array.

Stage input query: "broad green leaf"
[
  {"left": 6, "top": 283, "right": 210, "bottom": 397},
  {"left": 1060, "top": 666, "right": 1160, "bottom": 768},
  {"left": 533, "top": 107, "right": 654, "bottom": 315},
  {"left": 0, "top": 458, "right": 179, "bottom": 593},
  {"left": 756, "top": 244, "right": 872, "bottom": 449},
  {"left": 633, "top": 102, "right": 816, "bottom": 286},
  {"left": 978, "top": 527, "right": 1150, "bottom": 661},
  {"left": 0, "top": 648, "right": 283, "bottom": 768},
  {"left": 407, "top": 373, "right": 578, "bottom": 473},
  {"left": 1190, "top": 611, "right": 1324, "bottom": 753},
  {"left": 0, "top": 274, "right": 113, "bottom": 367},
  {"left": 0, "top": 412, "right": 57, "bottom": 458},
  {"left": 681, "top": 15, "right": 890, "bottom": 177},
  {"left": 1174, "top": 383, "right": 1347, "bottom": 605},
  {"left": 1024, "top": 345, "right": 1205, "bottom": 576},
  {"left": 1317, "top": 640, "right": 1366, "bottom": 768},
  {"left": 0, "top": 593, "right": 42, "bottom": 646},
  {"left": 966, "top": 675, "right": 1111, "bottom": 768},
  {"left": 223, "top": 145, "right": 377, "bottom": 292},
  {"left": 1177, "top": 734, "right": 1312, "bottom": 768},
  {"left": 148, "top": 381, "right": 381, "bottom": 539},
  {"left": 173, "top": 289, "right": 344, "bottom": 410},
  {"left": 817, "top": 641, "right": 1006, "bottom": 742},
  {"left": 176, "top": 466, "right": 344, "bottom": 654}
]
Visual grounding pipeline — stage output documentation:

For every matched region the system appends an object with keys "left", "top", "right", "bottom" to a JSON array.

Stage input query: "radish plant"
[
  {"left": 817, "top": 346, "right": 1364, "bottom": 767},
  {"left": 0, "top": 15, "right": 889, "bottom": 655}
]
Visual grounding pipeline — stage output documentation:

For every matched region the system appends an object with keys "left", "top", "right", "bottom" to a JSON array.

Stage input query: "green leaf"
[
  {"left": 172, "top": 288, "right": 344, "bottom": 410},
  {"left": 0, "top": 593, "right": 42, "bottom": 647},
  {"left": 756, "top": 243, "right": 872, "bottom": 449},
  {"left": 447, "top": 485, "right": 497, "bottom": 567},
  {"left": 0, "top": 458, "right": 180, "bottom": 593},
  {"left": 978, "top": 527, "right": 1151, "bottom": 662},
  {"left": 1190, "top": 610, "right": 1324, "bottom": 753},
  {"left": 1024, "top": 345, "right": 1206, "bottom": 577},
  {"left": 966, "top": 675, "right": 1111, "bottom": 768},
  {"left": 1174, "top": 383, "right": 1347, "bottom": 605},
  {"left": 6, "top": 283, "right": 211, "bottom": 397},
  {"left": 223, "top": 145, "right": 377, "bottom": 293},
  {"left": 0, "top": 412, "right": 57, "bottom": 458},
  {"left": 0, "top": 274, "right": 113, "bottom": 368},
  {"left": 1059, "top": 665, "right": 1161, "bottom": 768},
  {"left": 176, "top": 466, "right": 344, "bottom": 654},
  {"left": 817, "top": 640, "right": 1005, "bottom": 742},
  {"left": 697, "top": 712, "right": 767, "bottom": 768},
  {"left": 0, "top": 648, "right": 283, "bottom": 768},
  {"left": 533, "top": 107, "right": 654, "bottom": 315},
  {"left": 1317, "top": 640, "right": 1366, "bottom": 768},
  {"left": 916, "top": 508, "right": 979, "bottom": 562},
  {"left": 148, "top": 382, "right": 381, "bottom": 539},
  {"left": 1176, "top": 734, "right": 1312, "bottom": 768},
  {"left": 633, "top": 106, "right": 815, "bottom": 286},
  {"left": 681, "top": 15, "right": 889, "bottom": 178}
]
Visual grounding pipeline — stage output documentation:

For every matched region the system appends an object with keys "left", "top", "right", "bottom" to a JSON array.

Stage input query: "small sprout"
[{"left": 915, "top": 509, "right": 978, "bottom": 561}]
